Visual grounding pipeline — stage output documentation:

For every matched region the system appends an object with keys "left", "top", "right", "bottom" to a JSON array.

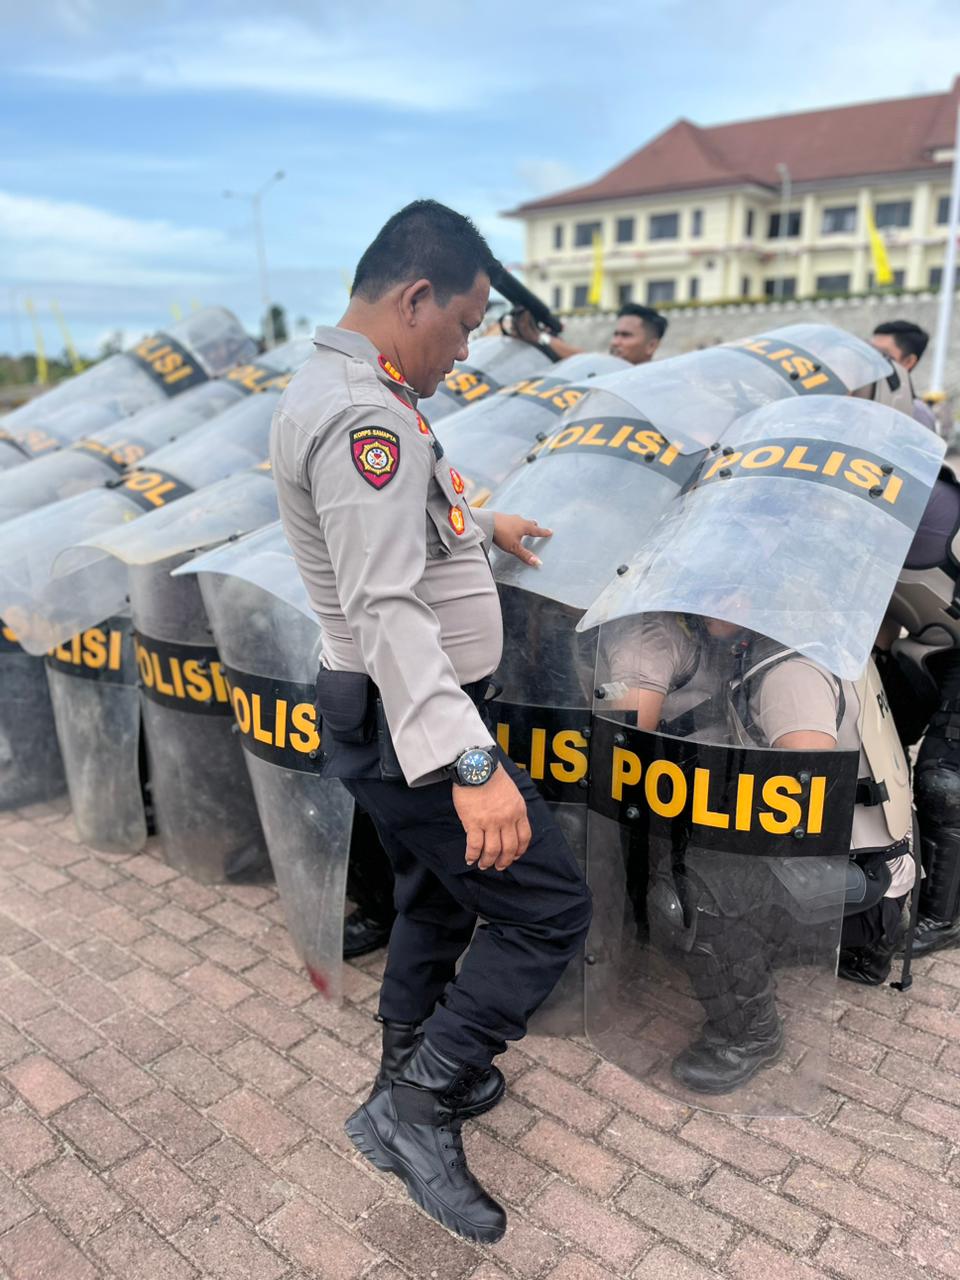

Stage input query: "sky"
[{"left": 2, "top": 0, "right": 959, "bottom": 357}]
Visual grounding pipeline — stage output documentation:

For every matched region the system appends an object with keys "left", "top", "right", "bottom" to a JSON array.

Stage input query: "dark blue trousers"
[{"left": 343, "top": 749, "right": 591, "bottom": 1067}]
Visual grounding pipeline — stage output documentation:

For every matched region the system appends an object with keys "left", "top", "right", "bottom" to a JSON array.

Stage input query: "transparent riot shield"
[
  {"left": 434, "top": 353, "right": 627, "bottom": 506},
  {"left": 721, "top": 323, "right": 896, "bottom": 397},
  {"left": 585, "top": 610, "right": 860, "bottom": 1116},
  {"left": 0, "top": 390, "right": 281, "bottom": 656},
  {"left": 176, "top": 523, "right": 354, "bottom": 999},
  {"left": 0, "top": 337, "right": 311, "bottom": 525},
  {"left": 578, "top": 396, "right": 946, "bottom": 678},
  {"left": 0, "top": 622, "right": 66, "bottom": 809},
  {"left": 130, "top": 556, "right": 269, "bottom": 882},
  {"left": 491, "top": 589, "right": 596, "bottom": 1033},
  {"left": 417, "top": 334, "right": 553, "bottom": 423},
  {"left": 45, "top": 615, "right": 145, "bottom": 851},
  {"left": 0, "top": 307, "right": 255, "bottom": 469}
]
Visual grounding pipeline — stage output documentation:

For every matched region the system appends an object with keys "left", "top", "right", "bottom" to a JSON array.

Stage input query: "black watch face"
[{"left": 457, "top": 748, "right": 494, "bottom": 786}]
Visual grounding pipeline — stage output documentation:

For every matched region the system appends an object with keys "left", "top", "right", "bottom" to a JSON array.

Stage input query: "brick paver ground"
[{"left": 2, "top": 799, "right": 960, "bottom": 1280}]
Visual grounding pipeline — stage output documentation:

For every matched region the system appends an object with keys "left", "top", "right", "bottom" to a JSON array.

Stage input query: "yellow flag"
[
  {"left": 170, "top": 302, "right": 183, "bottom": 323},
  {"left": 50, "top": 300, "right": 84, "bottom": 375},
  {"left": 865, "top": 204, "right": 893, "bottom": 287},
  {"left": 24, "top": 298, "right": 48, "bottom": 386},
  {"left": 587, "top": 230, "right": 604, "bottom": 306}
]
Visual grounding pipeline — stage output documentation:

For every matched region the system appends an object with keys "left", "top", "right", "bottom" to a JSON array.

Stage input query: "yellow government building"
[{"left": 507, "top": 78, "right": 960, "bottom": 311}]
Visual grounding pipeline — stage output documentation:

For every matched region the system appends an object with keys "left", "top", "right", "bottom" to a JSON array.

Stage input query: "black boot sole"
[
  {"left": 345, "top": 1107, "right": 506, "bottom": 1244},
  {"left": 671, "top": 1036, "right": 785, "bottom": 1096}
]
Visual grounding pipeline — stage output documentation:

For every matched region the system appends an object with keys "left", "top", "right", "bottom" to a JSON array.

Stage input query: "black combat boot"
[
  {"left": 671, "top": 991, "right": 784, "bottom": 1095},
  {"left": 366, "top": 1019, "right": 505, "bottom": 1117},
  {"left": 343, "top": 908, "right": 392, "bottom": 958},
  {"left": 346, "top": 1039, "right": 507, "bottom": 1243},
  {"left": 838, "top": 934, "right": 899, "bottom": 985}
]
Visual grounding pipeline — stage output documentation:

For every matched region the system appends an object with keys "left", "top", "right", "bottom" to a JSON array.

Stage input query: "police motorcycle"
[
  {"left": 0, "top": 349, "right": 309, "bottom": 851},
  {"left": 433, "top": 352, "right": 627, "bottom": 506},
  {"left": 575, "top": 394, "right": 943, "bottom": 1114},
  {"left": 174, "top": 521, "right": 355, "bottom": 998},
  {"left": 483, "top": 324, "right": 905, "bottom": 1034},
  {"left": 0, "top": 340, "right": 311, "bottom": 525},
  {"left": 0, "top": 308, "right": 255, "bottom": 471}
]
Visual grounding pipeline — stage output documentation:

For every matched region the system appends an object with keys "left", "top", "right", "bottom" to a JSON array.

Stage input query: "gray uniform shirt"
[{"left": 270, "top": 327, "right": 500, "bottom": 786}]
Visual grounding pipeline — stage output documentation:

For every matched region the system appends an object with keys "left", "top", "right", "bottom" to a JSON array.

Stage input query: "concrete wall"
[{"left": 559, "top": 290, "right": 960, "bottom": 404}]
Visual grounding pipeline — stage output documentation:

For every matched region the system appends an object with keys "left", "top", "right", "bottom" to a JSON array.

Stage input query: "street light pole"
[
  {"left": 223, "top": 170, "right": 285, "bottom": 349},
  {"left": 775, "top": 162, "right": 792, "bottom": 300}
]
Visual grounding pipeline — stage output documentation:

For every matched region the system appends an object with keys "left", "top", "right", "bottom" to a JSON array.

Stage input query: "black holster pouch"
[{"left": 314, "top": 668, "right": 380, "bottom": 780}]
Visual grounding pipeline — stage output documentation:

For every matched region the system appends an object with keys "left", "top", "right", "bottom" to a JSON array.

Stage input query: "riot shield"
[
  {"left": 0, "top": 622, "right": 66, "bottom": 809},
  {"left": 130, "top": 556, "right": 269, "bottom": 881},
  {"left": 0, "top": 338, "right": 311, "bottom": 524},
  {"left": 578, "top": 396, "right": 946, "bottom": 678},
  {"left": 721, "top": 323, "right": 896, "bottom": 397},
  {"left": 0, "top": 389, "right": 281, "bottom": 656},
  {"left": 0, "top": 307, "right": 255, "bottom": 470},
  {"left": 434, "top": 353, "right": 627, "bottom": 506},
  {"left": 176, "top": 522, "right": 355, "bottom": 998},
  {"left": 417, "top": 334, "right": 553, "bottom": 423},
  {"left": 585, "top": 612, "right": 860, "bottom": 1115},
  {"left": 45, "top": 615, "right": 145, "bottom": 851}
]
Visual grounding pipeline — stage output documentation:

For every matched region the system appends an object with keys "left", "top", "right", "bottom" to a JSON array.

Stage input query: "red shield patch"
[
  {"left": 449, "top": 468, "right": 465, "bottom": 495},
  {"left": 449, "top": 505, "right": 466, "bottom": 535},
  {"left": 350, "top": 426, "right": 400, "bottom": 489}
]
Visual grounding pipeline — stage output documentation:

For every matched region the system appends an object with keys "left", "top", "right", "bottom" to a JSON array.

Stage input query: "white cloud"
[
  {"left": 28, "top": 17, "right": 500, "bottom": 111},
  {"left": 0, "top": 190, "right": 233, "bottom": 287},
  {"left": 514, "top": 159, "right": 582, "bottom": 197}
]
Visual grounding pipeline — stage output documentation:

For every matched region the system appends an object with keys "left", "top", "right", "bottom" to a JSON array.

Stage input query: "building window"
[
  {"left": 741, "top": 276, "right": 752, "bottom": 298},
  {"left": 764, "top": 278, "right": 797, "bottom": 299},
  {"left": 572, "top": 283, "right": 590, "bottom": 308},
  {"left": 744, "top": 209, "right": 755, "bottom": 238},
  {"left": 688, "top": 277, "right": 700, "bottom": 301},
  {"left": 646, "top": 279, "right": 676, "bottom": 304},
  {"left": 553, "top": 224, "right": 564, "bottom": 250},
  {"left": 875, "top": 200, "right": 912, "bottom": 229},
  {"left": 552, "top": 285, "right": 563, "bottom": 310},
  {"left": 691, "top": 209, "right": 703, "bottom": 238},
  {"left": 767, "top": 210, "right": 802, "bottom": 238},
  {"left": 929, "top": 266, "right": 960, "bottom": 290},
  {"left": 574, "top": 221, "right": 602, "bottom": 248},
  {"left": 648, "top": 212, "right": 680, "bottom": 240},
  {"left": 616, "top": 217, "right": 635, "bottom": 243},
  {"left": 815, "top": 273, "right": 851, "bottom": 294},
  {"left": 937, "top": 195, "right": 951, "bottom": 225},
  {"left": 821, "top": 205, "right": 857, "bottom": 235},
  {"left": 867, "top": 269, "right": 906, "bottom": 290},
  {"left": 617, "top": 282, "right": 634, "bottom": 305}
]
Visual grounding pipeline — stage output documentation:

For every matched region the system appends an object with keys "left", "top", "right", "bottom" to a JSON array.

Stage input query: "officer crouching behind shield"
[
  {"left": 600, "top": 611, "right": 913, "bottom": 1096},
  {"left": 269, "top": 200, "right": 592, "bottom": 1244}
]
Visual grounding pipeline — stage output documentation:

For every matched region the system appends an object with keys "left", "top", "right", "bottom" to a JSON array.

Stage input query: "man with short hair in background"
[
  {"left": 870, "top": 319, "right": 937, "bottom": 431},
  {"left": 512, "top": 300, "right": 668, "bottom": 365}
]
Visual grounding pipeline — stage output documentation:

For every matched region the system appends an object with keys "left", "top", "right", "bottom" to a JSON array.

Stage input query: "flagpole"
[{"left": 929, "top": 102, "right": 960, "bottom": 400}]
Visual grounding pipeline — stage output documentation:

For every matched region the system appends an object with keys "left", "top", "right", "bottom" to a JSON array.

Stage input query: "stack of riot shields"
[
  {"left": 0, "top": 308, "right": 256, "bottom": 470},
  {"left": 483, "top": 324, "right": 906, "bottom": 1035},
  {"left": 577, "top": 394, "right": 942, "bottom": 1114},
  {"left": 417, "top": 334, "right": 553, "bottom": 424},
  {"left": 0, "top": 339, "right": 311, "bottom": 846},
  {"left": 175, "top": 522, "right": 354, "bottom": 998},
  {"left": 0, "top": 308, "right": 257, "bottom": 810},
  {"left": 434, "top": 352, "right": 627, "bottom": 505}
]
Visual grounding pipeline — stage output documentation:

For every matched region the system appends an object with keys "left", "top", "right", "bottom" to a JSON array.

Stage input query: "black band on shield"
[
  {"left": 222, "top": 665, "right": 323, "bottom": 770},
  {"left": 134, "top": 632, "right": 234, "bottom": 715},
  {"left": 587, "top": 715, "right": 859, "bottom": 858},
  {"left": 439, "top": 364, "right": 501, "bottom": 404},
  {"left": 727, "top": 336, "right": 847, "bottom": 395},
  {"left": 126, "top": 331, "right": 209, "bottom": 395}
]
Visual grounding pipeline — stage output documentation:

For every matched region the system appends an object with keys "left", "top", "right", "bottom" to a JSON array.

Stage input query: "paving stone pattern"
[{"left": 1, "top": 799, "right": 960, "bottom": 1278}]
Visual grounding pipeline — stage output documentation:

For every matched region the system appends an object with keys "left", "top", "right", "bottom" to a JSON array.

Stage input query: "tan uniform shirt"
[
  {"left": 604, "top": 612, "right": 913, "bottom": 894},
  {"left": 270, "top": 327, "right": 500, "bottom": 786}
]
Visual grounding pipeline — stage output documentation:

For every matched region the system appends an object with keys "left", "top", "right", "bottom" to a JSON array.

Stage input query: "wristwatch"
[{"left": 446, "top": 746, "right": 498, "bottom": 787}]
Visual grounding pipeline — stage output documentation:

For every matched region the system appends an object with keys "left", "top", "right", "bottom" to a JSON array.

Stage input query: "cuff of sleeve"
[
  {"left": 471, "top": 506, "right": 496, "bottom": 542},
  {"left": 401, "top": 698, "right": 496, "bottom": 787}
]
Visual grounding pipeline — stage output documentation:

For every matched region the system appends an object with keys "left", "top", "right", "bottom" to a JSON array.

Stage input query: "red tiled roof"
[{"left": 508, "top": 78, "right": 960, "bottom": 215}]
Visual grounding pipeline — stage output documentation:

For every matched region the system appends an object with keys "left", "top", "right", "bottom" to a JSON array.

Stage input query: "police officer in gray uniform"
[{"left": 270, "top": 201, "right": 592, "bottom": 1244}]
